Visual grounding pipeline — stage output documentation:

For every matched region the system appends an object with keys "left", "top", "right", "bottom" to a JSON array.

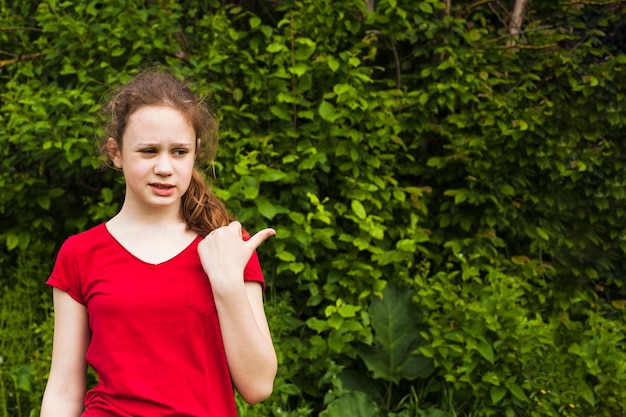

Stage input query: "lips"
[
  {"left": 149, "top": 183, "right": 175, "bottom": 196},
  {"left": 150, "top": 183, "right": 174, "bottom": 189}
]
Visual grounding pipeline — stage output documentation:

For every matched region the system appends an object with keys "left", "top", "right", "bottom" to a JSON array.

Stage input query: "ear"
[
  {"left": 107, "top": 137, "right": 123, "bottom": 169},
  {"left": 195, "top": 138, "right": 201, "bottom": 156}
]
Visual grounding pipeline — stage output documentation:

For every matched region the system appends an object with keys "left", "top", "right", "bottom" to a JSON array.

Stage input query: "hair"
[{"left": 100, "top": 68, "right": 234, "bottom": 237}]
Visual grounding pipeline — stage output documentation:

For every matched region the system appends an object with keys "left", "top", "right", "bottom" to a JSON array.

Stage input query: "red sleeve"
[
  {"left": 242, "top": 230, "right": 266, "bottom": 289},
  {"left": 243, "top": 250, "right": 265, "bottom": 289},
  {"left": 46, "top": 238, "right": 86, "bottom": 305}
]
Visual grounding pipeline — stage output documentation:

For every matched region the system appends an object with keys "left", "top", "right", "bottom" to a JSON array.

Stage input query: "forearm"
[
  {"left": 40, "top": 366, "right": 87, "bottom": 417},
  {"left": 40, "top": 391, "right": 85, "bottom": 417},
  {"left": 42, "top": 289, "right": 89, "bottom": 417},
  {"left": 213, "top": 283, "right": 277, "bottom": 404}
]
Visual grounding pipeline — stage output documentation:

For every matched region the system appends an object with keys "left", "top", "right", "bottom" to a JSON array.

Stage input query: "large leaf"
[
  {"left": 319, "top": 391, "right": 380, "bottom": 417},
  {"left": 358, "top": 282, "right": 433, "bottom": 383}
]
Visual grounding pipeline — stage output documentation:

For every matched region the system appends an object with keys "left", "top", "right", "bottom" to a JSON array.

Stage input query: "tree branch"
[
  {"left": 507, "top": 0, "right": 530, "bottom": 47},
  {"left": 563, "top": 0, "right": 626, "bottom": 4},
  {"left": 466, "top": 0, "right": 497, "bottom": 11},
  {"left": 488, "top": 2, "right": 510, "bottom": 29},
  {"left": 0, "top": 26, "right": 41, "bottom": 32},
  {"left": 0, "top": 52, "right": 45, "bottom": 68},
  {"left": 438, "top": 0, "right": 452, "bottom": 61},
  {"left": 480, "top": 25, "right": 553, "bottom": 47},
  {"left": 389, "top": 38, "right": 401, "bottom": 89}
]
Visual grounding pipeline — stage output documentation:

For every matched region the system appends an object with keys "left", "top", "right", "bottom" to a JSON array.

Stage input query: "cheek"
[
  {"left": 177, "top": 161, "right": 196, "bottom": 184},
  {"left": 122, "top": 161, "right": 150, "bottom": 178}
]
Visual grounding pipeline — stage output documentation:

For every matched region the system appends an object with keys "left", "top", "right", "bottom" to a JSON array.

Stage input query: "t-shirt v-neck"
[{"left": 103, "top": 222, "right": 201, "bottom": 268}]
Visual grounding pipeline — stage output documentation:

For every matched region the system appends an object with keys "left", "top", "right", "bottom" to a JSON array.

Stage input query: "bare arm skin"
[
  {"left": 197, "top": 222, "right": 278, "bottom": 404},
  {"left": 40, "top": 288, "right": 90, "bottom": 417}
]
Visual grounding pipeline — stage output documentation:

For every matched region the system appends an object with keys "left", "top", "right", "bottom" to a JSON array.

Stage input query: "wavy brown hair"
[{"left": 100, "top": 69, "right": 234, "bottom": 237}]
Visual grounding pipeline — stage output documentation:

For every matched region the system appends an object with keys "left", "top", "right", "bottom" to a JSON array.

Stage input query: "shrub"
[{"left": 1, "top": 1, "right": 625, "bottom": 416}]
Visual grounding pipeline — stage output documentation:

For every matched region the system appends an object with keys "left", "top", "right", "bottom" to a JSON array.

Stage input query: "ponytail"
[{"left": 181, "top": 169, "right": 234, "bottom": 237}]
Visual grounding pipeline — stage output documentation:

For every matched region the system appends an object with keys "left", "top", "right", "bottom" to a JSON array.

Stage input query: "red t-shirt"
[{"left": 47, "top": 223, "right": 264, "bottom": 417}]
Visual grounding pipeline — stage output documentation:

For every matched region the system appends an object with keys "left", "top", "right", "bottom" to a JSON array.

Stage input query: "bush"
[
  {"left": 1, "top": 1, "right": 625, "bottom": 416},
  {"left": 0, "top": 243, "right": 54, "bottom": 417}
]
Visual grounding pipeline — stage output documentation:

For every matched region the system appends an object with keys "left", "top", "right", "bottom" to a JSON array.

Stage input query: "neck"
[{"left": 114, "top": 199, "right": 186, "bottom": 228}]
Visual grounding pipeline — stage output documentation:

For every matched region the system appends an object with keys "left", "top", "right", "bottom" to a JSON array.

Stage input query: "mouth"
[
  {"left": 150, "top": 183, "right": 174, "bottom": 189},
  {"left": 149, "top": 183, "right": 176, "bottom": 196}
]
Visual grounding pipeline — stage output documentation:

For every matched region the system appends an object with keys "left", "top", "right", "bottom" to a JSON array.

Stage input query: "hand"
[{"left": 197, "top": 221, "right": 275, "bottom": 293}]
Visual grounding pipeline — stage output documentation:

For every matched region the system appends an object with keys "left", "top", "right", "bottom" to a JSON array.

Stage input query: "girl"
[{"left": 40, "top": 69, "right": 277, "bottom": 416}]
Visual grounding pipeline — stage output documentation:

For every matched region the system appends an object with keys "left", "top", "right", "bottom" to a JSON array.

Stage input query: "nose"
[{"left": 154, "top": 153, "right": 173, "bottom": 176}]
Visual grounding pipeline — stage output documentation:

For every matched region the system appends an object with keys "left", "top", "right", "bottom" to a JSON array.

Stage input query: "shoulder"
[
  {"left": 49, "top": 224, "right": 111, "bottom": 304},
  {"left": 65, "top": 223, "right": 108, "bottom": 243},
  {"left": 59, "top": 223, "right": 110, "bottom": 256}
]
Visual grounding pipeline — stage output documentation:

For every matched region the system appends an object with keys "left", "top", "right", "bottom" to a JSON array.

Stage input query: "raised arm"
[
  {"left": 41, "top": 288, "right": 90, "bottom": 417},
  {"left": 197, "top": 222, "right": 278, "bottom": 404}
]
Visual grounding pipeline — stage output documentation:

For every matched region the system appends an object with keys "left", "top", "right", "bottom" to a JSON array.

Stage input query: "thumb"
[{"left": 245, "top": 228, "right": 276, "bottom": 251}]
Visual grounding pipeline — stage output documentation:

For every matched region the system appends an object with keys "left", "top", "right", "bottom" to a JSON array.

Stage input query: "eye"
[
  {"left": 173, "top": 149, "right": 189, "bottom": 156},
  {"left": 140, "top": 148, "right": 157, "bottom": 154}
]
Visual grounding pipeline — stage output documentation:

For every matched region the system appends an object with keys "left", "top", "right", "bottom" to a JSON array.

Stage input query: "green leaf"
[
  {"left": 536, "top": 227, "right": 549, "bottom": 241},
  {"left": 328, "top": 58, "right": 340, "bottom": 72},
  {"left": 111, "top": 46, "right": 125, "bottom": 57},
  {"left": 490, "top": 386, "right": 507, "bottom": 405},
  {"left": 101, "top": 187, "right": 113, "bottom": 203},
  {"left": 413, "top": 230, "right": 430, "bottom": 243},
  {"left": 499, "top": 184, "right": 515, "bottom": 196},
  {"left": 288, "top": 212, "right": 305, "bottom": 224},
  {"left": 259, "top": 169, "right": 287, "bottom": 182},
  {"left": 507, "top": 384, "right": 528, "bottom": 402},
  {"left": 351, "top": 200, "right": 366, "bottom": 219},
  {"left": 454, "top": 192, "right": 467, "bottom": 204},
  {"left": 228, "top": 28, "right": 239, "bottom": 40},
  {"left": 11, "top": 366, "right": 32, "bottom": 393},
  {"left": 579, "top": 382, "right": 596, "bottom": 406},
  {"left": 257, "top": 199, "right": 279, "bottom": 220},
  {"left": 6, "top": 233, "right": 19, "bottom": 251},
  {"left": 320, "top": 391, "right": 379, "bottom": 417},
  {"left": 269, "top": 104, "right": 291, "bottom": 121},
  {"left": 418, "top": 2, "right": 433, "bottom": 13},
  {"left": 259, "top": 25, "right": 273, "bottom": 38},
  {"left": 37, "top": 195, "right": 51, "bottom": 210},
  {"left": 277, "top": 251, "right": 296, "bottom": 262},
  {"left": 476, "top": 340, "right": 495, "bottom": 364},
  {"left": 249, "top": 16, "right": 261, "bottom": 29},
  {"left": 17, "top": 232, "right": 31, "bottom": 251},
  {"left": 294, "top": 37, "right": 316, "bottom": 60},
  {"left": 319, "top": 100, "right": 336, "bottom": 120},
  {"left": 358, "top": 282, "right": 433, "bottom": 383},
  {"left": 289, "top": 62, "right": 310, "bottom": 77},
  {"left": 482, "top": 372, "right": 501, "bottom": 386},
  {"left": 396, "top": 239, "right": 417, "bottom": 252},
  {"left": 267, "top": 42, "right": 287, "bottom": 53}
]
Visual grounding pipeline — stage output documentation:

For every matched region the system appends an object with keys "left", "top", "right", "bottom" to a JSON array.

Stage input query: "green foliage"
[
  {"left": 413, "top": 261, "right": 626, "bottom": 416},
  {"left": 0, "top": 243, "right": 54, "bottom": 417},
  {"left": 358, "top": 282, "right": 433, "bottom": 385},
  {"left": 320, "top": 282, "right": 439, "bottom": 416},
  {"left": 2, "top": 0, "right": 626, "bottom": 416}
]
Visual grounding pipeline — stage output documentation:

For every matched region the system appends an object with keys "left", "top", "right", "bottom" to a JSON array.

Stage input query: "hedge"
[{"left": 1, "top": 1, "right": 625, "bottom": 416}]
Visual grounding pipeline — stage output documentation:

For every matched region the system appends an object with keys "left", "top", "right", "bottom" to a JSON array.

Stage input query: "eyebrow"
[{"left": 134, "top": 142, "right": 194, "bottom": 148}]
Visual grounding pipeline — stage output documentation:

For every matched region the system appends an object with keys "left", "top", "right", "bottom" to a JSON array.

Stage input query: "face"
[{"left": 108, "top": 105, "right": 197, "bottom": 213}]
